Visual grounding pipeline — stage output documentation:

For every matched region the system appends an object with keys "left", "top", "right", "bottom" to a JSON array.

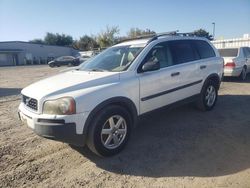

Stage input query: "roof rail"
[
  {"left": 147, "top": 30, "right": 179, "bottom": 43},
  {"left": 117, "top": 30, "right": 198, "bottom": 44},
  {"left": 116, "top": 30, "right": 179, "bottom": 44},
  {"left": 147, "top": 31, "right": 199, "bottom": 43}
]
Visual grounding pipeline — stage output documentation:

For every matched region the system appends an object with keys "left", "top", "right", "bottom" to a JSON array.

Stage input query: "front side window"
[
  {"left": 168, "top": 40, "right": 199, "bottom": 65},
  {"left": 142, "top": 42, "right": 173, "bottom": 69},
  {"left": 80, "top": 45, "right": 144, "bottom": 72}
]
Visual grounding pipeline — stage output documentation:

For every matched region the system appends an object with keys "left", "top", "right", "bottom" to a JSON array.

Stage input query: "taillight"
[{"left": 225, "top": 62, "right": 236, "bottom": 68}]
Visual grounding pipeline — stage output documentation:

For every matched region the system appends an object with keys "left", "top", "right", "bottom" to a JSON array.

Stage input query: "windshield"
[
  {"left": 218, "top": 48, "right": 238, "bottom": 57},
  {"left": 79, "top": 45, "right": 143, "bottom": 72}
]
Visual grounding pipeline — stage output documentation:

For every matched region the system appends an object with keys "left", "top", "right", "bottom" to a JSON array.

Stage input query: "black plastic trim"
[
  {"left": 34, "top": 122, "right": 84, "bottom": 146},
  {"left": 141, "top": 80, "right": 203, "bottom": 101},
  {"left": 37, "top": 119, "right": 65, "bottom": 124},
  {"left": 139, "top": 94, "right": 200, "bottom": 117}
]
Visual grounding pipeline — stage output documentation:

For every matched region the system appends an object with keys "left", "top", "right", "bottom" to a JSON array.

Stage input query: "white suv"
[{"left": 19, "top": 34, "right": 223, "bottom": 156}]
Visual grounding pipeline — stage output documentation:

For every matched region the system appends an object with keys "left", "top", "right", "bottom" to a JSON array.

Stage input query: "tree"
[
  {"left": 74, "top": 35, "right": 99, "bottom": 51},
  {"left": 193, "top": 29, "right": 213, "bottom": 40},
  {"left": 97, "top": 26, "right": 120, "bottom": 48},
  {"left": 127, "top": 28, "right": 156, "bottom": 38},
  {"left": 44, "top": 32, "right": 74, "bottom": 46},
  {"left": 29, "top": 39, "right": 44, "bottom": 44}
]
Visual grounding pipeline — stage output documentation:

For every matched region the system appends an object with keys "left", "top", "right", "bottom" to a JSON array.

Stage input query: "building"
[
  {"left": 212, "top": 34, "right": 250, "bottom": 49},
  {"left": 0, "top": 41, "right": 79, "bottom": 66}
]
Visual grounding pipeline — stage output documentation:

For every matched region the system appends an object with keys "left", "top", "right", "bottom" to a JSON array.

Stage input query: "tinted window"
[
  {"left": 247, "top": 48, "right": 250, "bottom": 57},
  {"left": 218, "top": 48, "right": 238, "bottom": 57},
  {"left": 243, "top": 47, "right": 250, "bottom": 58},
  {"left": 193, "top": 40, "right": 215, "bottom": 59},
  {"left": 168, "top": 40, "right": 199, "bottom": 65},
  {"left": 143, "top": 42, "right": 173, "bottom": 68}
]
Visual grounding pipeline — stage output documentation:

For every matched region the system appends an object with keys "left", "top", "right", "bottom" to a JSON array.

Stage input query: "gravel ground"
[{"left": 1, "top": 65, "right": 250, "bottom": 188}]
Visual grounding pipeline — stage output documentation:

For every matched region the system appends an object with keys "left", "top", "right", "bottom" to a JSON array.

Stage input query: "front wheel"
[
  {"left": 196, "top": 80, "right": 218, "bottom": 111},
  {"left": 87, "top": 105, "right": 132, "bottom": 156},
  {"left": 49, "top": 63, "right": 54, "bottom": 68}
]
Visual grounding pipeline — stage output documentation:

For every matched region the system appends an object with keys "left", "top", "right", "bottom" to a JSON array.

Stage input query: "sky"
[{"left": 0, "top": 0, "right": 249, "bottom": 41}]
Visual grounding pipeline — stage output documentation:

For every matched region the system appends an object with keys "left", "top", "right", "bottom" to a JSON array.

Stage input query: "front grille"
[{"left": 22, "top": 95, "right": 38, "bottom": 111}]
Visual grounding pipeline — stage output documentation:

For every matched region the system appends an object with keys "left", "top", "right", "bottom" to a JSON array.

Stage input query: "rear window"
[
  {"left": 218, "top": 48, "right": 238, "bottom": 57},
  {"left": 193, "top": 40, "right": 215, "bottom": 59}
]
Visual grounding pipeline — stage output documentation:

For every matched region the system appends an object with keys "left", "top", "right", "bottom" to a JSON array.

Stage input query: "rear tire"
[
  {"left": 196, "top": 80, "right": 218, "bottom": 111},
  {"left": 87, "top": 105, "right": 132, "bottom": 157},
  {"left": 240, "top": 66, "right": 247, "bottom": 81}
]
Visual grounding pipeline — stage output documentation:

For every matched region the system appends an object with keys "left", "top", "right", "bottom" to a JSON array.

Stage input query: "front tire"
[
  {"left": 196, "top": 80, "right": 218, "bottom": 111},
  {"left": 49, "top": 63, "right": 54, "bottom": 68},
  {"left": 87, "top": 105, "right": 132, "bottom": 156}
]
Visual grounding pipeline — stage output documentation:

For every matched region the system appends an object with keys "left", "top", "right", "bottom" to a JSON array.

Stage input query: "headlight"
[{"left": 43, "top": 97, "right": 76, "bottom": 115}]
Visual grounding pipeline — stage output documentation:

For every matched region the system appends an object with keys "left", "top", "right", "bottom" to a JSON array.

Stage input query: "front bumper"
[
  {"left": 224, "top": 67, "right": 242, "bottom": 77},
  {"left": 18, "top": 103, "right": 88, "bottom": 146}
]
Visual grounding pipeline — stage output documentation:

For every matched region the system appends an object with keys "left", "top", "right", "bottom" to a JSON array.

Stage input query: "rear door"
[
  {"left": 192, "top": 40, "right": 217, "bottom": 81},
  {"left": 167, "top": 40, "right": 203, "bottom": 99}
]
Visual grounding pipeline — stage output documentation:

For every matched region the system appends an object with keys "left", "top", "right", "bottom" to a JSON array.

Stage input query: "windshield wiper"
[{"left": 88, "top": 68, "right": 108, "bottom": 72}]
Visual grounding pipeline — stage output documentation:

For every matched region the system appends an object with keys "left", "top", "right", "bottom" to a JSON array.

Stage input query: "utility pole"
[{"left": 212, "top": 22, "right": 215, "bottom": 40}]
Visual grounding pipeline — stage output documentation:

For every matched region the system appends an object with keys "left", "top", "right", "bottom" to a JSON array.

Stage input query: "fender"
[
  {"left": 82, "top": 96, "right": 138, "bottom": 138},
  {"left": 203, "top": 73, "right": 221, "bottom": 90}
]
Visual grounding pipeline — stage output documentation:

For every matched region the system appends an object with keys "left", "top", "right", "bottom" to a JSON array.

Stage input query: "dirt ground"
[{"left": 1, "top": 65, "right": 250, "bottom": 188}]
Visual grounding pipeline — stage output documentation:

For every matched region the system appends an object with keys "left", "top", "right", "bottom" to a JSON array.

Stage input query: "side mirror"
[{"left": 142, "top": 60, "right": 160, "bottom": 72}]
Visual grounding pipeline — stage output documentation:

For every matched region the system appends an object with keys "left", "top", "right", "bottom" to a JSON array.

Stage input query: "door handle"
[
  {"left": 171, "top": 72, "right": 180, "bottom": 77},
  {"left": 200, "top": 65, "right": 207, "bottom": 69}
]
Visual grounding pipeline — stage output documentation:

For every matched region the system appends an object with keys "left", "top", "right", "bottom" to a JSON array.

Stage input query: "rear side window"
[
  {"left": 168, "top": 40, "right": 199, "bottom": 65},
  {"left": 218, "top": 48, "right": 238, "bottom": 57},
  {"left": 193, "top": 40, "right": 215, "bottom": 59},
  {"left": 243, "top": 47, "right": 250, "bottom": 58}
]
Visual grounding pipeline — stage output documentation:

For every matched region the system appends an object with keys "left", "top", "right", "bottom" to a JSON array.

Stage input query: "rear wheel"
[
  {"left": 87, "top": 105, "right": 132, "bottom": 156},
  {"left": 240, "top": 66, "right": 247, "bottom": 81},
  {"left": 196, "top": 80, "right": 218, "bottom": 111}
]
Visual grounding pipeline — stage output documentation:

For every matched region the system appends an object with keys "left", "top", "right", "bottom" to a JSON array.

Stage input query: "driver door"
[{"left": 138, "top": 42, "right": 183, "bottom": 114}]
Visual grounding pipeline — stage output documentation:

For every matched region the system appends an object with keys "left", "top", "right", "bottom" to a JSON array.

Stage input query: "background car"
[
  {"left": 78, "top": 55, "right": 91, "bottom": 64},
  {"left": 218, "top": 47, "right": 250, "bottom": 80},
  {"left": 48, "top": 56, "right": 80, "bottom": 67}
]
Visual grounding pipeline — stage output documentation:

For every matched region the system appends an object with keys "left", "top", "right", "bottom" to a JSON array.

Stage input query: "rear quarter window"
[{"left": 193, "top": 40, "right": 216, "bottom": 59}]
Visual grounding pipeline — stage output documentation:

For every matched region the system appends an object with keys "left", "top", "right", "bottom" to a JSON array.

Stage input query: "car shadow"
[
  {"left": 222, "top": 74, "right": 250, "bottom": 83},
  {"left": 0, "top": 88, "right": 22, "bottom": 97},
  {"left": 71, "top": 94, "right": 250, "bottom": 178}
]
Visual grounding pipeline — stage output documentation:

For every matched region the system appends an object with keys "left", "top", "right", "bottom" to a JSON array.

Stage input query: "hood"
[{"left": 21, "top": 70, "right": 120, "bottom": 100}]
